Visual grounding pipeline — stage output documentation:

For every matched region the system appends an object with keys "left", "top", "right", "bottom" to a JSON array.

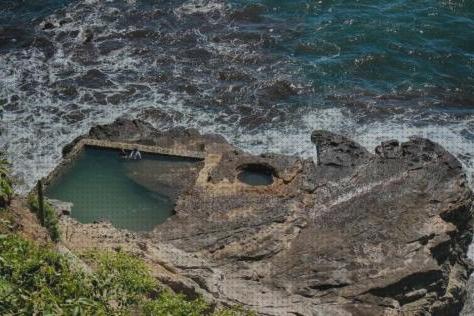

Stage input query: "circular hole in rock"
[{"left": 237, "top": 164, "right": 274, "bottom": 186}]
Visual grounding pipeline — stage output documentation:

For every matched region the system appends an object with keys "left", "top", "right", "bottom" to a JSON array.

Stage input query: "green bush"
[
  {"left": 82, "top": 250, "right": 156, "bottom": 308},
  {"left": 142, "top": 291, "right": 255, "bottom": 316},
  {"left": 213, "top": 306, "right": 256, "bottom": 316},
  {"left": 0, "top": 234, "right": 107, "bottom": 315},
  {"left": 142, "top": 290, "right": 209, "bottom": 316},
  {"left": 0, "top": 234, "right": 255, "bottom": 316},
  {"left": 0, "top": 154, "right": 13, "bottom": 209},
  {"left": 27, "top": 194, "right": 60, "bottom": 242}
]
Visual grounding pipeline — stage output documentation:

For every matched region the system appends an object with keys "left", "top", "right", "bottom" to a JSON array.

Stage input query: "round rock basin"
[{"left": 237, "top": 164, "right": 274, "bottom": 186}]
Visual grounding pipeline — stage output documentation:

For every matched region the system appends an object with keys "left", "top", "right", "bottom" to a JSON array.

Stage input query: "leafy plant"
[
  {"left": 0, "top": 233, "right": 256, "bottom": 316},
  {"left": 0, "top": 234, "right": 107, "bottom": 315},
  {"left": 213, "top": 306, "right": 256, "bottom": 316},
  {"left": 0, "top": 154, "right": 9, "bottom": 175},
  {"left": 0, "top": 154, "right": 13, "bottom": 209},
  {"left": 142, "top": 290, "right": 210, "bottom": 316},
  {"left": 82, "top": 250, "right": 156, "bottom": 310},
  {"left": 27, "top": 194, "right": 60, "bottom": 242}
]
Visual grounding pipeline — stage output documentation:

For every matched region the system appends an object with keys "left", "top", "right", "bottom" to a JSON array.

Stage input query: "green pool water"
[
  {"left": 46, "top": 147, "right": 199, "bottom": 232},
  {"left": 238, "top": 169, "right": 274, "bottom": 186}
]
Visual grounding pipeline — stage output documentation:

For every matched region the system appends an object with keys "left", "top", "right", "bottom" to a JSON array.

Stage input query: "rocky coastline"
[{"left": 53, "top": 118, "right": 473, "bottom": 315}]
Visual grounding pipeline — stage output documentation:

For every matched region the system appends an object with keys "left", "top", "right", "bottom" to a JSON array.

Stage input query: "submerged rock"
[
  {"left": 230, "top": 4, "right": 266, "bottom": 23},
  {"left": 77, "top": 69, "right": 114, "bottom": 89},
  {"left": 58, "top": 119, "right": 473, "bottom": 315},
  {"left": 258, "top": 80, "right": 299, "bottom": 101}
]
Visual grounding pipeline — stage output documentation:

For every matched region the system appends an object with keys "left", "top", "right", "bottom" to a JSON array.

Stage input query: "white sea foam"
[
  {"left": 1, "top": 0, "right": 474, "bottom": 311},
  {"left": 175, "top": 0, "right": 227, "bottom": 16},
  {"left": 0, "top": 0, "right": 472, "bottom": 198},
  {"left": 1, "top": 2, "right": 474, "bottom": 316}
]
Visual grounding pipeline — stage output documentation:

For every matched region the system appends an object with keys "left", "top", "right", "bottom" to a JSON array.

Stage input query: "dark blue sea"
[{"left": 0, "top": 0, "right": 473, "bottom": 310}]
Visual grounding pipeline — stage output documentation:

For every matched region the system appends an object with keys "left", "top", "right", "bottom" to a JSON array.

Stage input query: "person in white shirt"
[{"left": 129, "top": 148, "right": 142, "bottom": 160}]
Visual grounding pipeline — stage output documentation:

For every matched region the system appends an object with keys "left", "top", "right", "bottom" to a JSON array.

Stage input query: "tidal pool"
[
  {"left": 46, "top": 147, "right": 201, "bottom": 231},
  {"left": 237, "top": 164, "right": 274, "bottom": 186}
]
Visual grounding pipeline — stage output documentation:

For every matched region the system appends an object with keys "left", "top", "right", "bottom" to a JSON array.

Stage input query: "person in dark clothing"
[{"left": 119, "top": 148, "right": 128, "bottom": 158}]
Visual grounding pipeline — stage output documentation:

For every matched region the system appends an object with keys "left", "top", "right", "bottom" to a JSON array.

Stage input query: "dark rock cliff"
[{"left": 61, "top": 119, "right": 474, "bottom": 315}]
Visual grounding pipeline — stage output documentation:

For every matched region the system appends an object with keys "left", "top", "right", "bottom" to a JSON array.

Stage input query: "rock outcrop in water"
[{"left": 59, "top": 118, "right": 473, "bottom": 315}]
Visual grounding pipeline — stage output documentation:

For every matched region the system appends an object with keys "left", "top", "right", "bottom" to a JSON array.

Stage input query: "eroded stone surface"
[{"left": 58, "top": 119, "right": 473, "bottom": 315}]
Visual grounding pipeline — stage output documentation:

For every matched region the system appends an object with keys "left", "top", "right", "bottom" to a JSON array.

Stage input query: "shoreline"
[{"left": 30, "top": 118, "right": 474, "bottom": 315}]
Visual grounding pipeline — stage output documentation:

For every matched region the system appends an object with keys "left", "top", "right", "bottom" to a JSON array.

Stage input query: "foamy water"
[{"left": 0, "top": 0, "right": 473, "bottom": 312}]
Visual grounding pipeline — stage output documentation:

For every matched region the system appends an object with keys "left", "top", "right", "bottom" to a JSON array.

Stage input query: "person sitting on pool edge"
[{"left": 129, "top": 148, "right": 142, "bottom": 160}]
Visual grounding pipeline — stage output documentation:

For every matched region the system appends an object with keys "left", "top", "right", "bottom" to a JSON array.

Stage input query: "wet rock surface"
[{"left": 59, "top": 119, "right": 473, "bottom": 316}]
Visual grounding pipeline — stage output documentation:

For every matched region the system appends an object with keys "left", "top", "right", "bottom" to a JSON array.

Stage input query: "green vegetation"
[
  {"left": 142, "top": 291, "right": 209, "bottom": 316},
  {"left": 0, "top": 156, "right": 254, "bottom": 316},
  {"left": 27, "top": 194, "right": 60, "bottom": 242},
  {"left": 0, "top": 154, "right": 13, "bottom": 209},
  {"left": 0, "top": 229, "right": 254, "bottom": 316},
  {"left": 0, "top": 234, "right": 101, "bottom": 315},
  {"left": 143, "top": 294, "right": 252, "bottom": 316},
  {"left": 81, "top": 250, "right": 157, "bottom": 309}
]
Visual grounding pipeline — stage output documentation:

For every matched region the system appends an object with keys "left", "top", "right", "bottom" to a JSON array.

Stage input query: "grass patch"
[
  {"left": 0, "top": 232, "right": 254, "bottom": 315},
  {"left": 27, "top": 194, "right": 60, "bottom": 242},
  {"left": 0, "top": 156, "right": 253, "bottom": 315},
  {"left": 142, "top": 290, "right": 210, "bottom": 316},
  {"left": 0, "top": 154, "right": 13, "bottom": 210},
  {"left": 81, "top": 250, "right": 157, "bottom": 309},
  {"left": 0, "top": 234, "right": 104, "bottom": 315}
]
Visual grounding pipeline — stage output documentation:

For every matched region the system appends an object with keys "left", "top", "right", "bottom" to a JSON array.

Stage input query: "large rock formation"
[{"left": 59, "top": 119, "right": 473, "bottom": 315}]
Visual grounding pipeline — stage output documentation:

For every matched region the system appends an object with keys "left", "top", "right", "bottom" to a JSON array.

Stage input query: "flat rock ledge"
[{"left": 58, "top": 119, "right": 473, "bottom": 316}]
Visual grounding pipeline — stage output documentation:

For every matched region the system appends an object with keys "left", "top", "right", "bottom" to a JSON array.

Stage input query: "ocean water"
[{"left": 0, "top": 0, "right": 473, "bottom": 311}]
